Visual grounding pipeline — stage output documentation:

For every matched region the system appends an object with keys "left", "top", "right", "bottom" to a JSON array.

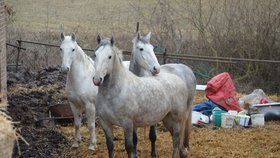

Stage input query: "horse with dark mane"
[{"left": 93, "top": 36, "right": 190, "bottom": 158}]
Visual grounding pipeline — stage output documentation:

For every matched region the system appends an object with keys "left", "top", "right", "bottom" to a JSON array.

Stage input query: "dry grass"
[
  {"left": 6, "top": 0, "right": 280, "bottom": 93},
  {"left": 58, "top": 94, "right": 280, "bottom": 158},
  {"left": 0, "top": 105, "right": 16, "bottom": 158}
]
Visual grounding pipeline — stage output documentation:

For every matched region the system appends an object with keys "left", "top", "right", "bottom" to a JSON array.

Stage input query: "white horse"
[
  {"left": 130, "top": 32, "right": 196, "bottom": 157},
  {"left": 93, "top": 36, "right": 189, "bottom": 158},
  {"left": 59, "top": 32, "right": 98, "bottom": 150}
]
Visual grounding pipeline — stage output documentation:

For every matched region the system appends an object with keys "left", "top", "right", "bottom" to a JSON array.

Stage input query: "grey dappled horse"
[
  {"left": 130, "top": 32, "right": 196, "bottom": 157},
  {"left": 93, "top": 36, "right": 190, "bottom": 158}
]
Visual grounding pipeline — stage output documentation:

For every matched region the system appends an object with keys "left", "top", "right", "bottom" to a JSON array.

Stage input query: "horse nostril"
[
  {"left": 100, "top": 77, "right": 102, "bottom": 82},
  {"left": 67, "top": 67, "right": 70, "bottom": 71},
  {"left": 153, "top": 66, "right": 157, "bottom": 71}
]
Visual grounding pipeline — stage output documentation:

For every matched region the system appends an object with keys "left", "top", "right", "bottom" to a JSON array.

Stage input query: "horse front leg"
[
  {"left": 149, "top": 126, "right": 157, "bottom": 158},
  {"left": 100, "top": 119, "right": 114, "bottom": 158},
  {"left": 124, "top": 123, "right": 137, "bottom": 158},
  {"left": 85, "top": 103, "right": 97, "bottom": 150},
  {"left": 69, "top": 102, "right": 82, "bottom": 148},
  {"left": 133, "top": 128, "right": 138, "bottom": 157}
]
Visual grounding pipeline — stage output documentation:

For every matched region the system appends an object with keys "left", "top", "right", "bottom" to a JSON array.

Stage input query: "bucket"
[
  {"left": 238, "top": 115, "right": 250, "bottom": 127},
  {"left": 221, "top": 113, "right": 235, "bottom": 128},
  {"left": 192, "top": 111, "right": 201, "bottom": 124},
  {"left": 228, "top": 110, "right": 238, "bottom": 116},
  {"left": 200, "top": 114, "right": 210, "bottom": 124},
  {"left": 213, "top": 110, "right": 226, "bottom": 126},
  {"left": 251, "top": 114, "right": 265, "bottom": 127}
]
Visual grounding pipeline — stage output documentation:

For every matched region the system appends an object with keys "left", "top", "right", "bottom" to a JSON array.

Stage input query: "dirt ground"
[{"left": 7, "top": 66, "right": 280, "bottom": 158}]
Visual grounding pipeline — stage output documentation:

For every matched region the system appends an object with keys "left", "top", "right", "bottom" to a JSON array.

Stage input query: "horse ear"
[
  {"left": 60, "top": 32, "right": 65, "bottom": 41},
  {"left": 110, "top": 36, "right": 114, "bottom": 46},
  {"left": 146, "top": 32, "right": 151, "bottom": 42},
  {"left": 97, "top": 35, "right": 101, "bottom": 44},
  {"left": 71, "top": 33, "right": 76, "bottom": 41}
]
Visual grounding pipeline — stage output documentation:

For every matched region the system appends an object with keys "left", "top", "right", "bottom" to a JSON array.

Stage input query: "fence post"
[
  {"left": 15, "top": 40, "right": 21, "bottom": 72},
  {"left": 163, "top": 48, "right": 167, "bottom": 64},
  {"left": 136, "top": 22, "right": 139, "bottom": 33}
]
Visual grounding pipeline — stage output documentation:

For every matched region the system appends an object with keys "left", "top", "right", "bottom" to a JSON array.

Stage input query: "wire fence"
[{"left": 6, "top": 39, "right": 280, "bottom": 72}]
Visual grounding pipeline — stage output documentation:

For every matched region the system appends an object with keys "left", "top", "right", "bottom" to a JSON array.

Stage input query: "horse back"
[{"left": 161, "top": 63, "right": 196, "bottom": 99}]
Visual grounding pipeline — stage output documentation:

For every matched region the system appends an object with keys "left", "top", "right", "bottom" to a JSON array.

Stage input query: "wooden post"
[
  {"left": 163, "top": 48, "right": 167, "bottom": 64},
  {"left": 136, "top": 22, "right": 139, "bottom": 33},
  {"left": 16, "top": 40, "right": 21, "bottom": 72},
  {"left": 0, "top": 0, "right": 7, "bottom": 102}
]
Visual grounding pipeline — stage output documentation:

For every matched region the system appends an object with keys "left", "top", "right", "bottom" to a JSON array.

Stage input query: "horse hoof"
[
  {"left": 88, "top": 144, "right": 97, "bottom": 151},
  {"left": 179, "top": 147, "right": 188, "bottom": 158},
  {"left": 71, "top": 142, "right": 79, "bottom": 148}
]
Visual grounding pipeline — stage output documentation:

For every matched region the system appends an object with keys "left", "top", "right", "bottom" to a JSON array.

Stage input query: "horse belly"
[{"left": 134, "top": 114, "right": 165, "bottom": 127}]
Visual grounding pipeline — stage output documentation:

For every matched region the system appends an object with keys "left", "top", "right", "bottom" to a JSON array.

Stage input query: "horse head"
[
  {"left": 132, "top": 32, "right": 160, "bottom": 75},
  {"left": 59, "top": 32, "right": 77, "bottom": 73},
  {"left": 93, "top": 35, "right": 117, "bottom": 86}
]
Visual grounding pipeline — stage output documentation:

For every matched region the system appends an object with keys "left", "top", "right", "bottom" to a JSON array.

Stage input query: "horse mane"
[
  {"left": 74, "top": 40, "right": 94, "bottom": 65},
  {"left": 112, "top": 45, "right": 123, "bottom": 64},
  {"left": 98, "top": 38, "right": 123, "bottom": 64}
]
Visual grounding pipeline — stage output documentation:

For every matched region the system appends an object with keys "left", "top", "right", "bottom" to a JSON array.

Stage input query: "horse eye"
[
  {"left": 72, "top": 48, "right": 75, "bottom": 52},
  {"left": 108, "top": 56, "right": 112, "bottom": 59},
  {"left": 59, "top": 48, "right": 62, "bottom": 51},
  {"left": 94, "top": 54, "right": 96, "bottom": 57},
  {"left": 139, "top": 48, "right": 144, "bottom": 51}
]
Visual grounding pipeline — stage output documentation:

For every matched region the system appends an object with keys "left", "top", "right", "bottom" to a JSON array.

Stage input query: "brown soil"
[
  {"left": 58, "top": 121, "right": 280, "bottom": 158},
  {"left": 7, "top": 66, "right": 280, "bottom": 158}
]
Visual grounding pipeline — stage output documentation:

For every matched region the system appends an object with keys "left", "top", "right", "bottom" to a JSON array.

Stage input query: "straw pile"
[{"left": 0, "top": 101, "right": 16, "bottom": 158}]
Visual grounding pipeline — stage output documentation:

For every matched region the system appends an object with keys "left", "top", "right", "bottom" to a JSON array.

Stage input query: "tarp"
[
  {"left": 205, "top": 72, "right": 241, "bottom": 111},
  {"left": 193, "top": 100, "right": 226, "bottom": 117}
]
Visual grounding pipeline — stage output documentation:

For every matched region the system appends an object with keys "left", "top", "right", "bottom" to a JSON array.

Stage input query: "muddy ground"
[{"left": 7, "top": 66, "right": 280, "bottom": 158}]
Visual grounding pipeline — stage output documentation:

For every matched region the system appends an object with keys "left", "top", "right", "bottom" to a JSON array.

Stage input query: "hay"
[{"left": 0, "top": 103, "right": 16, "bottom": 158}]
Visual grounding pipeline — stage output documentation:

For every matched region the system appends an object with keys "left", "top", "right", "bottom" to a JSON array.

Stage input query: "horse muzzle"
[
  {"left": 93, "top": 77, "right": 103, "bottom": 86},
  {"left": 61, "top": 66, "right": 70, "bottom": 74},
  {"left": 151, "top": 65, "right": 160, "bottom": 75}
]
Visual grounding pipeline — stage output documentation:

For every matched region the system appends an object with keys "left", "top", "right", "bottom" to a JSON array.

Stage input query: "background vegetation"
[{"left": 5, "top": 0, "right": 280, "bottom": 94}]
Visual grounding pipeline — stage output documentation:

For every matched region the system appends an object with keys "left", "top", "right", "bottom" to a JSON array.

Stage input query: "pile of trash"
[
  {"left": 193, "top": 72, "right": 280, "bottom": 128},
  {"left": 192, "top": 107, "right": 265, "bottom": 128}
]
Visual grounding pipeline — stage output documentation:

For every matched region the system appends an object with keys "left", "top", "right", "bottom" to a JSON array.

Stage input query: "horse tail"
[{"left": 185, "top": 109, "right": 192, "bottom": 148}]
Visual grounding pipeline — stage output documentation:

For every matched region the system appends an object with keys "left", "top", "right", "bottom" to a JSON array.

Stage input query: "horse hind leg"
[
  {"left": 69, "top": 102, "right": 82, "bottom": 148},
  {"left": 180, "top": 98, "right": 194, "bottom": 157},
  {"left": 180, "top": 118, "right": 191, "bottom": 158},
  {"left": 85, "top": 103, "right": 97, "bottom": 150},
  {"left": 149, "top": 125, "right": 157, "bottom": 158},
  {"left": 163, "top": 116, "right": 179, "bottom": 158},
  {"left": 171, "top": 123, "right": 182, "bottom": 158}
]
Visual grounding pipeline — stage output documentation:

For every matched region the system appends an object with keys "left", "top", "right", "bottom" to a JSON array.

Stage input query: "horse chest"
[{"left": 66, "top": 85, "right": 96, "bottom": 106}]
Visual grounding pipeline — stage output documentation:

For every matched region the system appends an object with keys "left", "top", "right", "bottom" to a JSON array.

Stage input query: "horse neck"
[
  {"left": 102, "top": 49, "right": 127, "bottom": 89},
  {"left": 68, "top": 45, "right": 93, "bottom": 79},
  {"left": 129, "top": 52, "right": 149, "bottom": 77}
]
